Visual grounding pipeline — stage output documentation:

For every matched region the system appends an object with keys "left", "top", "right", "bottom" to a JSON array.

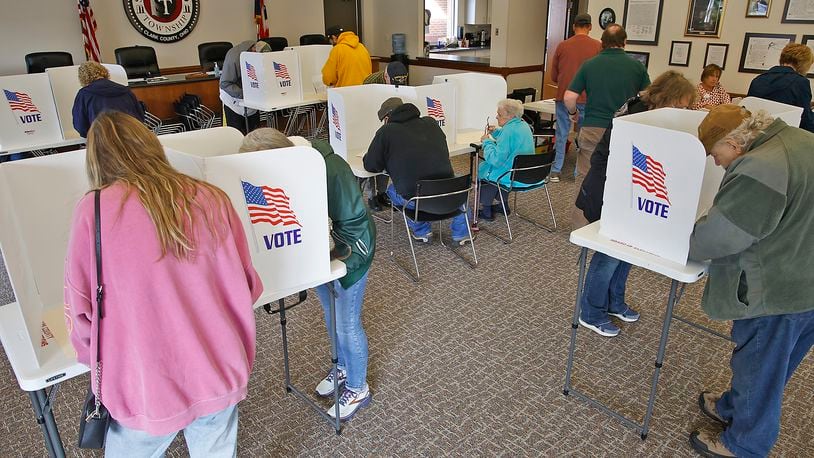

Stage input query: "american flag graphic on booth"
[
  {"left": 331, "top": 104, "right": 342, "bottom": 140},
  {"left": 273, "top": 62, "right": 290, "bottom": 80},
  {"left": 246, "top": 62, "right": 258, "bottom": 81},
  {"left": 242, "top": 181, "right": 302, "bottom": 227},
  {"left": 426, "top": 97, "right": 445, "bottom": 120},
  {"left": 4, "top": 90, "right": 39, "bottom": 113},
  {"left": 631, "top": 145, "right": 670, "bottom": 204}
]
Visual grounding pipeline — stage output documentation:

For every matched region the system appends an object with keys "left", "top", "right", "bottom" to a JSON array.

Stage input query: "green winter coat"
[{"left": 689, "top": 119, "right": 814, "bottom": 320}]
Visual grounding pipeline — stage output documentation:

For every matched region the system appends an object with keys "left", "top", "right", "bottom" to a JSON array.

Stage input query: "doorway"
[
  {"left": 323, "top": 0, "right": 362, "bottom": 38},
  {"left": 542, "top": 0, "right": 583, "bottom": 100}
]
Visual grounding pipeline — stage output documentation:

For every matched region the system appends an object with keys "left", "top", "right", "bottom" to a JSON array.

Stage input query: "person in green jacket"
[
  {"left": 688, "top": 105, "right": 814, "bottom": 458},
  {"left": 240, "top": 128, "right": 376, "bottom": 421}
]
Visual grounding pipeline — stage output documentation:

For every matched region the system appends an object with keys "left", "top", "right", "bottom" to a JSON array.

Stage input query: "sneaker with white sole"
[
  {"left": 327, "top": 385, "right": 372, "bottom": 421},
  {"left": 452, "top": 234, "right": 474, "bottom": 246},
  {"left": 411, "top": 231, "right": 432, "bottom": 243},
  {"left": 548, "top": 173, "right": 560, "bottom": 183},
  {"left": 578, "top": 317, "right": 620, "bottom": 337},
  {"left": 315, "top": 367, "right": 346, "bottom": 397},
  {"left": 608, "top": 305, "right": 640, "bottom": 322}
]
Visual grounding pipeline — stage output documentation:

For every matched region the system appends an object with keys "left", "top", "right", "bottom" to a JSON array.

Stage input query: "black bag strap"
[{"left": 94, "top": 190, "right": 103, "bottom": 359}]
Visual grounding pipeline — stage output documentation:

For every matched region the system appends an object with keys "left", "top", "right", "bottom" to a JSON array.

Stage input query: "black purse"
[{"left": 77, "top": 190, "right": 111, "bottom": 449}]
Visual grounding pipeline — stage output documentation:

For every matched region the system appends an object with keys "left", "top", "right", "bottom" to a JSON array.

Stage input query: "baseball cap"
[
  {"left": 574, "top": 13, "right": 592, "bottom": 26},
  {"left": 697, "top": 104, "right": 751, "bottom": 154},
  {"left": 386, "top": 62, "right": 408, "bottom": 84},
  {"left": 326, "top": 26, "right": 345, "bottom": 37},
  {"left": 378, "top": 97, "right": 403, "bottom": 121}
]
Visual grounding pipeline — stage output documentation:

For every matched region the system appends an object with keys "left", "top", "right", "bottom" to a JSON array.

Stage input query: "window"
[{"left": 425, "top": 0, "right": 458, "bottom": 46}]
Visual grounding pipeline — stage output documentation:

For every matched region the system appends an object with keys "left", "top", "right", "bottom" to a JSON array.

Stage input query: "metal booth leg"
[
  {"left": 29, "top": 388, "right": 65, "bottom": 458},
  {"left": 277, "top": 298, "right": 292, "bottom": 392},
  {"left": 563, "top": 247, "right": 588, "bottom": 396}
]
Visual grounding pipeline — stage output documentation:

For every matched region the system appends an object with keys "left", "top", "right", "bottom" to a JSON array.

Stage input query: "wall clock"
[
  {"left": 599, "top": 8, "right": 616, "bottom": 29},
  {"left": 123, "top": 0, "right": 200, "bottom": 43}
]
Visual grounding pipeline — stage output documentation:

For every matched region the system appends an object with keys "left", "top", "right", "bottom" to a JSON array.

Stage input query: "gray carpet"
[{"left": 0, "top": 153, "right": 812, "bottom": 457}]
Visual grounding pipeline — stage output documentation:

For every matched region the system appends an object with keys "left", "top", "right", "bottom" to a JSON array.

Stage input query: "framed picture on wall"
[
  {"left": 623, "top": 0, "right": 664, "bottom": 45},
  {"left": 782, "top": 0, "right": 814, "bottom": 23},
  {"left": 802, "top": 35, "right": 814, "bottom": 77},
  {"left": 669, "top": 41, "right": 692, "bottom": 66},
  {"left": 627, "top": 51, "right": 650, "bottom": 69},
  {"left": 704, "top": 43, "right": 730, "bottom": 69},
  {"left": 738, "top": 32, "right": 796, "bottom": 73},
  {"left": 599, "top": 8, "right": 617, "bottom": 29},
  {"left": 746, "top": 0, "right": 771, "bottom": 17},
  {"left": 686, "top": 0, "right": 727, "bottom": 37}
]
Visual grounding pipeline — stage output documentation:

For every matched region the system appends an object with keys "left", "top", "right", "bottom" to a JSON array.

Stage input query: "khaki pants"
[{"left": 576, "top": 127, "right": 607, "bottom": 178}]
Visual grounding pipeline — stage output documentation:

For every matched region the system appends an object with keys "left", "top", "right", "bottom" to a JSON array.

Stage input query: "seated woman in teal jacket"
[{"left": 478, "top": 99, "right": 535, "bottom": 221}]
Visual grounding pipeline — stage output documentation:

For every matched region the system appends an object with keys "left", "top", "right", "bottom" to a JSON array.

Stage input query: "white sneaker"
[
  {"left": 315, "top": 367, "right": 346, "bottom": 397},
  {"left": 327, "top": 385, "right": 372, "bottom": 421}
]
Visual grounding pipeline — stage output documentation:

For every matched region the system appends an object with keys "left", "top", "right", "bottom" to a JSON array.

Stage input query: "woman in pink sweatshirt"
[{"left": 64, "top": 112, "right": 263, "bottom": 456}]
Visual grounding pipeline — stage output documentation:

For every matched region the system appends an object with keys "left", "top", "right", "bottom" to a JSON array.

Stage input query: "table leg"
[
  {"left": 563, "top": 247, "right": 588, "bottom": 395},
  {"left": 639, "top": 279, "right": 680, "bottom": 439},
  {"left": 29, "top": 389, "right": 65, "bottom": 458},
  {"left": 470, "top": 148, "right": 480, "bottom": 231}
]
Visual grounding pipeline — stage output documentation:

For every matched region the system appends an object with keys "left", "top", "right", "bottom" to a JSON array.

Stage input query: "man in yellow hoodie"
[{"left": 322, "top": 26, "right": 372, "bottom": 87}]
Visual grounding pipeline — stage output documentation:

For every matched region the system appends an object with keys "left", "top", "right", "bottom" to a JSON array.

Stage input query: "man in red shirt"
[{"left": 548, "top": 13, "right": 601, "bottom": 182}]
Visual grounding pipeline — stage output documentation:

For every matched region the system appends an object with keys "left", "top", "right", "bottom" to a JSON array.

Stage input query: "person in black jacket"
[
  {"left": 71, "top": 61, "right": 144, "bottom": 138},
  {"left": 363, "top": 97, "right": 470, "bottom": 245},
  {"left": 746, "top": 43, "right": 813, "bottom": 133},
  {"left": 574, "top": 71, "right": 695, "bottom": 338}
]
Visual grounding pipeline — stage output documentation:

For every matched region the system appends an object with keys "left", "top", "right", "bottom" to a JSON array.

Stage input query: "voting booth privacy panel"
[
  {"left": 46, "top": 64, "right": 129, "bottom": 140},
  {"left": 0, "top": 74, "right": 63, "bottom": 152},
  {"left": 241, "top": 50, "right": 304, "bottom": 110},
  {"left": 432, "top": 73, "right": 507, "bottom": 131},
  {"left": 285, "top": 45, "right": 332, "bottom": 97},
  {"left": 739, "top": 96, "right": 804, "bottom": 128},
  {"left": 326, "top": 83, "right": 457, "bottom": 160}
]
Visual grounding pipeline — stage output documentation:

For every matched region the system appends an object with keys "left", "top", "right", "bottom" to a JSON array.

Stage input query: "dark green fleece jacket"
[{"left": 689, "top": 119, "right": 814, "bottom": 320}]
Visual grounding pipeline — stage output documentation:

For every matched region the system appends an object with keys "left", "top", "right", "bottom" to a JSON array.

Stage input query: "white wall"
[
  {"left": 0, "top": 0, "right": 325, "bottom": 76},
  {"left": 587, "top": 0, "right": 814, "bottom": 94},
  {"left": 363, "top": 0, "right": 425, "bottom": 57}
]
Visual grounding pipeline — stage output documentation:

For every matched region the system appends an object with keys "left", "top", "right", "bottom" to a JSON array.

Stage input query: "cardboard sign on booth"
[
  {"left": 0, "top": 74, "right": 63, "bottom": 152},
  {"left": 241, "top": 50, "right": 303, "bottom": 110}
]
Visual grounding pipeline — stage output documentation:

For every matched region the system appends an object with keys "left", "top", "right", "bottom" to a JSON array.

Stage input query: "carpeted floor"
[{"left": 0, "top": 153, "right": 812, "bottom": 457}]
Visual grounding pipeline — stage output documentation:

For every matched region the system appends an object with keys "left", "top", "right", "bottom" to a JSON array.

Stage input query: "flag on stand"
[
  {"left": 255, "top": 0, "right": 269, "bottom": 39},
  {"left": 78, "top": 0, "right": 101, "bottom": 62}
]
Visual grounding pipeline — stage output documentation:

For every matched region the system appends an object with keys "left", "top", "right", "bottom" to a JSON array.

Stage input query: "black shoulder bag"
[{"left": 77, "top": 190, "right": 111, "bottom": 448}]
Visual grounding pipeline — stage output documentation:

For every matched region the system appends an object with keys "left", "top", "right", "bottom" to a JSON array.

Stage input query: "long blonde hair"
[{"left": 86, "top": 112, "right": 230, "bottom": 260}]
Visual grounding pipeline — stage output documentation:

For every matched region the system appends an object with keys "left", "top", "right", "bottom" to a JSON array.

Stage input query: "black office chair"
[
  {"left": 25, "top": 52, "right": 74, "bottom": 73},
  {"left": 262, "top": 36, "right": 289, "bottom": 51},
  {"left": 114, "top": 45, "right": 160, "bottom": 79},
  {"left": 197, "top": 41, "right": 232, "bottom": 71},
  {"left": 390, "top": 174, "right": 477, "bottom": 281},
  {"left": 300, "top": 34, "right": 329, "bottom": 45},
  {"left": 480, "top": 152, "right": 557, "bottom": 243}
]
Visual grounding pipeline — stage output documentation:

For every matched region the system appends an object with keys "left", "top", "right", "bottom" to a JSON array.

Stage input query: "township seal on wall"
[{"left": 123, "top": 0, "right": 200, "bottom": 43}]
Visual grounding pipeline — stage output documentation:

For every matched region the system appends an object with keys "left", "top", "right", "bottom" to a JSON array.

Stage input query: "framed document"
[
  {"left": 669, "top": 41, "right": 692, "bottom": 66},
  {"left": 623, "top": 0, "right": 664, "bottom": 45},
  {"left": 686, "top": 0, "right": 727, "bottom": 37},
  {"left": 782, "top": 0, "right": 814, "bottom": 23},
  {"left": 704, "top": 43, "right": 730, "bottom": 69},
  {"left": 746, "top": 0, "right": 772, "bottom": 17},
  {"left": 802, "top": 35, "right": 814, "bottom": 77},
  {"left": 738, "top": 33, "right": 796, "bottom": 73},
  {"left": 626, "top": 51, "right": 650, "bottom": 69}
]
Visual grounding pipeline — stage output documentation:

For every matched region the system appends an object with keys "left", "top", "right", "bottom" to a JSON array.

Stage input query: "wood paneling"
[{"left": 130, "top": 75, "right": 221, "bottom": 121}]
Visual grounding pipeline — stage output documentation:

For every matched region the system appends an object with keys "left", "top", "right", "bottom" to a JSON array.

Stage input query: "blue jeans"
[
  {"left": 579, "top": 251, "right": 632, "bottom": 324},
  {"left": 717, "top": 309, "right": 814, "bottom": 457},
  {"left": 105, "top": 404, "right": 238, "bottom": 458},
  {"left": 554, "top": 101, "right": 584, "bottom": 175},
  {"left": 386, "top": 184, "right": 469, "bottom": 239},
  {"left": 315, "top": 271, "right": 370, "bottom": 391}
]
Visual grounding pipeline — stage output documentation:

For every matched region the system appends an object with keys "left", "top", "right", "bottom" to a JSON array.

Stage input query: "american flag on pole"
[
  {"left": 426, "top": 97, "right": 445, "bottom": 120},
  {"left": 241, "top": 181, "right": 302, "bottom": 227},
  {"left": 78, "top": 0, "right": 101, "bottom": 62},
  {"left": 254, "top": 0, "right": 269, "bottom": 39},
  {"left": 632, "top": 145, "right": 670, "bottom": 204},
  {"left": 273, "top": 62, "right": 290, "bottom": 80},
  {"left": 4, "top": 90, "right": 39, "bottom": 113},
  {"left": 246, "top": 62, "right": 258, "bottom": 81}
]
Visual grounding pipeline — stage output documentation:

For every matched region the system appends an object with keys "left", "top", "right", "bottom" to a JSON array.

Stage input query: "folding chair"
[
  {"left": 480, "top": 152, "right": 557, "bottom": 243},
  {"left": 390, "top": 175, "right": 477, "bottom": 282}
]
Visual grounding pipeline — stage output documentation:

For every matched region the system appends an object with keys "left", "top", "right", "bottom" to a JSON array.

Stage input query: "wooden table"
[{"left": 129, "top": 74, "right": 221, "bottom": 120}]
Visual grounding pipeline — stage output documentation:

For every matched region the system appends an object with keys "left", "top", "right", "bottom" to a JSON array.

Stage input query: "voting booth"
[
  {"left": 0, "top": 74, "right": 63, "bottom": 152},
  {"left": 285, "top": 45, "right": 331, "bottom": 98},
  {"left": 432, "top": 72, "right": 506, "bottom": 131},
  {"left": 739, "top": 96, "right": 804, "bottom": 128},
  {"left": 45, "top": 64, "right": 128, "bottom": 140},
  {"left": 241, "top": 50, "right": 304, "bottom": 110}
]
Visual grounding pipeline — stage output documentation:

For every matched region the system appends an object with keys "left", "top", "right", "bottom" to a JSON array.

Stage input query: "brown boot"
[
  {"left": 698, "top": 391, "right": 729, "bottom": 426},
  {"left": 690, "top": 429, "right": 736, "bottom": 457}
]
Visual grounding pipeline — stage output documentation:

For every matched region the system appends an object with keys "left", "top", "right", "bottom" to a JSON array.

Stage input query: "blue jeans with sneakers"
[
  {"left": 315, "top": 271, "right": 369, "bottom": 392},
  {"left": 104, "top": 404, "right": 239, "bottom": 457},
  {"left": 580, "top": 251, "right": 632, "bottom": 324},
  {"left": 386, "top": 184, "right": 469, "bottom": 240},
  {"left": 554, "top": 101, "right": 585, "bottom": 175},
  {"left": 716, "top": 309, "right": 814, "bottom": 458}
]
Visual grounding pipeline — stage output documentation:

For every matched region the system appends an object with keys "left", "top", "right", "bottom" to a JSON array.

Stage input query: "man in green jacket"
[{"left": 688, "top": 104, "right": 814, "bottom": 458}]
